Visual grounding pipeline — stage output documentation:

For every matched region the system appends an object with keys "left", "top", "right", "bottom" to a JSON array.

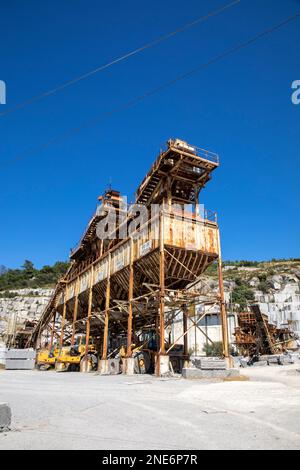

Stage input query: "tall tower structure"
[{"left": 30, "top": 139, "right": 229, "bottom": 375}]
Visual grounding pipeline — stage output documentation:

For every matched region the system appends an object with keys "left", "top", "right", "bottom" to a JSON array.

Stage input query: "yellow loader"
[
  {"left": 36, "top": 346, "right": 60, "bottom": 370},
  {"left": 55, "top": 334, "right": 98, "bottom": 372},
  {"left": 118, "top": 329, "right": 184, "bottom": 374}
]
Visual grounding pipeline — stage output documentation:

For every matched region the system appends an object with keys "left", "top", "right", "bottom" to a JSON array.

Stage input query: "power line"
[
  {"left": 1, "top": 10, "right": 300, "bottom": 171},
  {"left": 0, "top": 0, "right": 241, "bottom": 118}
]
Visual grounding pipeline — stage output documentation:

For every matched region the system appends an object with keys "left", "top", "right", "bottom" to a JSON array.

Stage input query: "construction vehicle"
[
  {"left": 116, "top": 329, "right": 184, "bottom": 374},
  {"left": 36, "top": 345, "right": 60, "bottom": 370},
  {"left": 55, "top": 334, "right": 98, "bottom": 372}
]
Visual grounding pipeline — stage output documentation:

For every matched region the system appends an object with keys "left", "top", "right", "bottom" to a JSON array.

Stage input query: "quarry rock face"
[
  {"left": 254, "top": 281, "right": 300, "bottom": 337},
  {"left": 0, "top": 288, "right": 53, "bottom": 341},
  {"left": 249, "top": 277, "right": 260, "bottom": 288}
]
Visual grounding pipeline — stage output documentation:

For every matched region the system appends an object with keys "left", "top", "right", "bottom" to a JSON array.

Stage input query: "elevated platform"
[
  {"left": 31, "top": 210, "right": 219, "bottom": 344},
  {"left": 60, "top": 211, "right": 218, "bottom": 304},
  {"left": 136, "top": 139, "right": 219, "bottom": 205}
]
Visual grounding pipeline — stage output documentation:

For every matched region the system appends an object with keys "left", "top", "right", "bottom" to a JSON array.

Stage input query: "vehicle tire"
[
  {"left": 170, "top": 356, "right": 181, "bottom": 373},
  {"left": 37, "top": 364, "right": 50, "bottom": 371},
  {"left": 80, "top": 354, "right": 98, "bottom": 372},
  {"left": 55, "top": 362, "right": 69, "bottom": 372},
  {"left": 89, "top": 354, "right": 98, "bottom": 371},
  {"left": 134, "top": 351, "right": 151, "bottom": 374}
]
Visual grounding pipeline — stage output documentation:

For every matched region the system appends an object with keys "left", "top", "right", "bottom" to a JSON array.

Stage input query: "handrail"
[{"left": 136, "top": 139, "right": 219, "bottom": 197}]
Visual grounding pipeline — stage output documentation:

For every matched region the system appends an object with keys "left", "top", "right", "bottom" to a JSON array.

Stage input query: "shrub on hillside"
[{"left": 0, "top": 260, "right": 69, "bottom": 292}]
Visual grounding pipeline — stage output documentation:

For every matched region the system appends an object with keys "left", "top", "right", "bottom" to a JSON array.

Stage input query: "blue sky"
[{"left": 0, "top": 0, "right": 299, "bottom": 268}]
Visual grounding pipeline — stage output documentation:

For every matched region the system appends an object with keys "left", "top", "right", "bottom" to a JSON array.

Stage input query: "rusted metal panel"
[
  {"left": 57, "top": 291, "right": 64, "bottom": 306},
  {"left": 164, "top": 214, "right": 218, "bottom": 253},
  {"left": 111, "top": 240, "right": 130, "bottom": 274},
  {"left": 66, "top": 280, "right": 76, "bottom": 301},
  {"left": 58, "top": 216, "right": 218, "bottom": 307},
  {"left": 94, "top": 256, "right": 109, "bottom": 283},
  {"left": 79, "top": 271, "right": 90, "bottom": 294}
]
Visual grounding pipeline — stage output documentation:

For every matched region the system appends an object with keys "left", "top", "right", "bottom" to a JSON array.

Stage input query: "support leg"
[
  {"left": 217, "top": 230, "right": 231, "bottom": 365},
  {"left": 126, "top": 238, "right": 134, "bottom": 358},
  {"left": 100, "top": 255, "right": 111, "bottom": 374},
  {"left": 71, "top": 278, "right": 79, "bottom": 346},
  {"left": 59, "top": 285, "right": 68, "bottom": 349},
  {"left": 183, "top": 306, "right": 189, "bottom": 367},
  {"left": 82, "top": 267, "right": 94, "bottom": 372},
  {"left": 49, "top": 312, "right": 56, "bottom": 350},
  {"left": 156, "top": 212, "right": 169, "bottom": 376}
]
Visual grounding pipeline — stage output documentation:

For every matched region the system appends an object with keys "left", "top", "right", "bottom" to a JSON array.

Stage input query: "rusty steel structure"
[
  {"left": 28, "top": 138, "right": 230, "bottom": 374},
  {"left": 234, "top": 305, "right": 298, "bottom": 356}
]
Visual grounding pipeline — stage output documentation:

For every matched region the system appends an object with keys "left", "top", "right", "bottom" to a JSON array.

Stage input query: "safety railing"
[{"left": 136, "top": 139, "right": 219, "bottom": 198}]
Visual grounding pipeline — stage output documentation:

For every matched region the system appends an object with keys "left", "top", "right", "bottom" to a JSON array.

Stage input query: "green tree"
[
  {"left": 232, "top": 281, "right": 254, "bottom": 310},
  {"left": 22, "top": 260, "right": 35, "bottom": 274}
]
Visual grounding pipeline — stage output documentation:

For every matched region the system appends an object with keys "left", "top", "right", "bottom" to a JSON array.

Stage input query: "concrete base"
[
  {"left": 5, "top": 349, "right": 36, "bottom": 370},
  {"left": 225, "top": 356, "right": 235, "bottom": 369},
  {"left": 0, "top": 403, "right": 11, "bottom": 432},
  {"left": 80, "top": 358, "right": 93, "bottom": 373},
  {"left": 107, "top": 358, "right": 121, "bottom": 375},
  {"left": 182, "top": 367, "right": 240, "bottom": 380},
  {"left": 123, "top": 357, "right": 135, "bottom": 376},
  {"left": 98, "top": 359, "right": 109, "bottom": 375},
  {"left": 155, "top": 355, "right": 170, "bottom": 377}
]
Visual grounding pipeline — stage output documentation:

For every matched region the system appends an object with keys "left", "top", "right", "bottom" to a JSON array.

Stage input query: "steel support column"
[
  {"left": 59, "top": 284, "right": 68, "bottom": 349},
  {"left": 217, "top": 229, "right": 230, "bottom": 359},
  {"left": 71, "top": 278, "right": 80, "bottom": 346},
  {"left": 102, "top": 254, "right": 111, "bottom": 360},
  {"left": 84, "top": 265, "right": 94, "bottom": 359},
  {"left": 183, "top": 305, "right": 189, "bottom": 357},
  {"left": 127, "top": 238, "right": 134, "bottom": 358},
  {"left": 159, "top": 212, "right": 165, "bottom": 355},
  {"left": 49, "top": 311, "right": 56, "bottom": 350}
]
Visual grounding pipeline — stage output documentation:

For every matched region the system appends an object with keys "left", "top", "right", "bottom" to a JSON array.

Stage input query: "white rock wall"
[
  {"left": 254, "top": 281, "right": 300, "bottom": 337},
  {"left": 0, "top": 288, "right": 53, "bottom": 341}
]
